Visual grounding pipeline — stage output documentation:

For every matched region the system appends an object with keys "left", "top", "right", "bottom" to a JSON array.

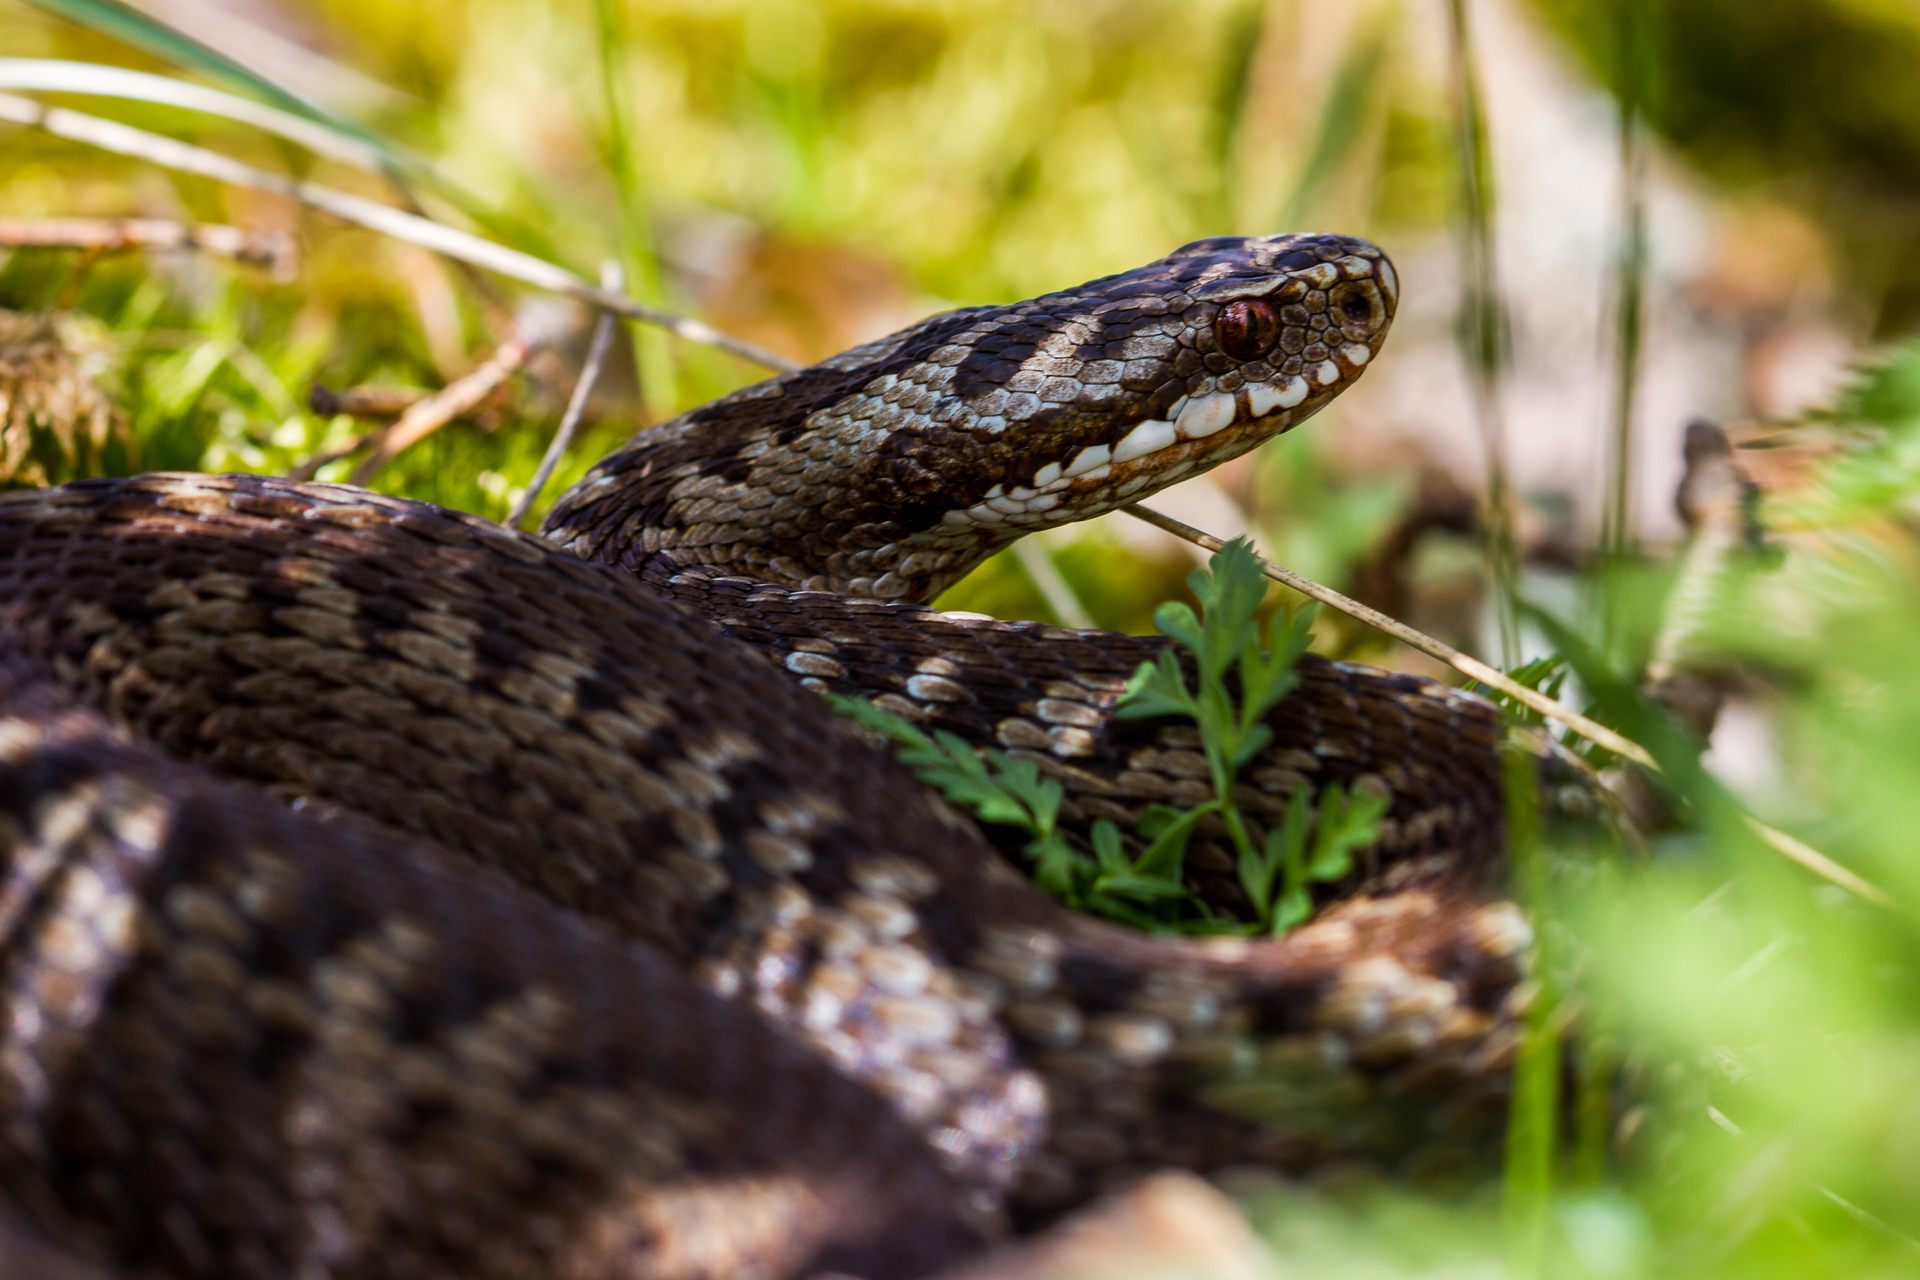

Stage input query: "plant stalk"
[
  {"left": 592, "top": 0, "right": 677, "bottom": 415},
  {"left": 1443, "top": 0, "right": 1521, "bottom": 665}
]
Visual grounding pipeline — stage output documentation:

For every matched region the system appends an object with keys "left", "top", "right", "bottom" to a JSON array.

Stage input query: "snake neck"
[{"left": 542, "top": 233, "right": 1396, "bottom": 602}]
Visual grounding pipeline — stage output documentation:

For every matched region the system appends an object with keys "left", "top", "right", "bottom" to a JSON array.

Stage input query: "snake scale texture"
[{"left": 0, "top": 236, "right": 1559, "bottom": 1279}]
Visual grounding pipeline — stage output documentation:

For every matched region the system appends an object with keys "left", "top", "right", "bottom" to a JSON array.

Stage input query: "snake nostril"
[{"left": 1330, "top": 282, "right": 1382, "bottom": 340}]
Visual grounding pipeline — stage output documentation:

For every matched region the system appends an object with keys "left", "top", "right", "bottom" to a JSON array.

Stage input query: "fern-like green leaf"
[{"left": 832, "top": 537, "right": 1380, "bottom": 938}]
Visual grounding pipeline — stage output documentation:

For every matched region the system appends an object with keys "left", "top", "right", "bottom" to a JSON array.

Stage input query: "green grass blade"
[
  {"left": 1501, "top": 741, "right": 1556, "bottom": 1278},
  {"left": 1207, "top": 0, "right": 1267, "bottom": 229},
  {"left": 592, "top": 0, "right": 677, "bottom": 414},
  {"left": 1443, "top": 0, "right": 1521, "bottom": 665},
  {"left": 1601, "top": 0, "right": 1657, "bottom": 649},
  {"left": 22, "top": 0, "right": 348, "bottom": 131},
  {"left": 1275, "top": 19, "right": 1390, "bottom": 230}
]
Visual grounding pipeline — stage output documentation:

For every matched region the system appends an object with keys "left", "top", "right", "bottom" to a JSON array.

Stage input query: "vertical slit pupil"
[{"left": 1216, "top": 300, "right": 1280, "bottom": 361}]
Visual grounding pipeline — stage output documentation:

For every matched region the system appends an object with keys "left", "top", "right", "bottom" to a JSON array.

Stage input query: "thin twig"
[
  {"left": 1121, "top": 502, "right": 1898, "bottom": 908},
  {"left": 1745, "top": 819, "right": 1895, "bottom": 909},
  {"left": 508, "top": 261, "right": 623, "bottom": 528},
  {"left": 0, "top": 215, "right": 296, "bottom": 277},
  {"left": 347, "top": 329, "right": 539, "bottom": 486},
  {"left": 305, "top": 380, "right": 517, "bottom": 427},
  {"left": 0, "top": 91, "right": 801, "bottom": 373},
  {"left": 1122, "top": 501, "right": 1656, "bottom": 767},
  {"left": 307, "top": 384, "right": 428, "bottom": 420}
]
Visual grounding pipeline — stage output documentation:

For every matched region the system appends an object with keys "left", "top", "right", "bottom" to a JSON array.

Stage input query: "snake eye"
[{"left": 1215, "top": 299, "right": 1281, "bottom": 361}]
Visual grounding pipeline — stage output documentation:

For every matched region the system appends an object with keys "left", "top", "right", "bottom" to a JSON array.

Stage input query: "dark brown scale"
[
  {"left": 656, "top": 568, "right": 1511, "bottom": 914},
  {"left": 0, "top": 474, "right": 1536, "bottom": 1258},
  {"left": 0, "top": 665, "right": 984, "bottom": 1280}
]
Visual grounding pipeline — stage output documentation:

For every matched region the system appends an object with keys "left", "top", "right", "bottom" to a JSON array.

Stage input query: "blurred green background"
[{"left": 7, "top": 0, "right": 1920, "bottom": 1275}]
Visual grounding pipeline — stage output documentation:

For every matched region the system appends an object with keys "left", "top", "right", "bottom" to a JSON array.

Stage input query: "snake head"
[
  {"left": 547, "top": 233, "right": 1396, "bottom": 602},
  {"left": 934, "top": 233, "right": 1397, "bottom": 536}
]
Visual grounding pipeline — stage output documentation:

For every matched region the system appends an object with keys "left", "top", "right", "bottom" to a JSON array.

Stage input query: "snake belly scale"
[{"left": 0, "top": 235, "right": 1540, "bottom": 1279}]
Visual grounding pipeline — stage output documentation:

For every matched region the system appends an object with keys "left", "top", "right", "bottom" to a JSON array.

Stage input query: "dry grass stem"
[
  {"left": 1122, "top": 502, "right": 1896, "bottom": 907},
  {"left": 306, "top": 384, "right": 433, "bottom": 421},
  {"left": 345, "top": 330, "right": 538, "bottom": 485},
  {"left": 0, "top": 216, "right": 296, "bottom": 279},
  {"left": 1011, "top": 538, "right": 1094, "bottom": 629},
  {"left": 1746, "top": 819, "right": 1896, "bottom": 910},
  {"left": 1122, "top": 501, "right": 1655, "bottom": 766},
  {"left": 507, "top": 261, "right": 623, "bottom": 528},
  {"left": 0, "top": 92, "right": 800, "bottom": 373}
]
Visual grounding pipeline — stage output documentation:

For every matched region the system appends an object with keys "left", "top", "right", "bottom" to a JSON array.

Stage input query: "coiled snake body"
[{"left": 0, "top": 236, "right": 1543, "bottom": 1279}]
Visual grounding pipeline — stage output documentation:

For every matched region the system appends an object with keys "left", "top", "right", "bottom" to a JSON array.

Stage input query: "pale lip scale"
[{"left": 954, "top": 376, "right": 1325, "bottom": 527}]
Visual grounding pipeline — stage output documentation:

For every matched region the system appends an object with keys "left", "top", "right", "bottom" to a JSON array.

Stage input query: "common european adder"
[{"left": 0, "top": 235, "right": 1561, "bottom": 1279}]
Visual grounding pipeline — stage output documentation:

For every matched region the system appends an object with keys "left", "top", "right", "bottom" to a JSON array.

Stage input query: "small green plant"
[
  {"left": 1242, "top": 780, "right": 1389, "bottom": 932},
  {"left": 826, "top": 694, "right": 1201, "bottom": 924},
  {"left": 1116, "top": 537, "right": 1386, "bottom": 933},
  {"left": 833, "top": 537, "right": 1384, "bottom": 936}
]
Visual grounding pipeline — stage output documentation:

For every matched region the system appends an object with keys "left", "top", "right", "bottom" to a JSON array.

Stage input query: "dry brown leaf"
[{"left": 0, "top": 309, "right": 123, "bottom": 486}]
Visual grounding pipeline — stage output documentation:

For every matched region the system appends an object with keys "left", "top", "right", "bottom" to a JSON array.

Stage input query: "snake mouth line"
[{"left": 946, "top": 375, "right": 1355, "bottom": 529}]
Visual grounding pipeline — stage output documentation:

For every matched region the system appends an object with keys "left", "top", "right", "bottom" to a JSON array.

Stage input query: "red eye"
[{"left": 1215, "top": 299, "right": 1281, "bottom": 361}]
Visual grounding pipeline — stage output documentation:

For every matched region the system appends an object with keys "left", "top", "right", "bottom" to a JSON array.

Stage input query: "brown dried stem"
[
  {"left": 0, "top": 92, "right": 798, "bottom": 372},
  {"left": 306, "top": 385, "right": 431, "bottom": 421},
  {"left": 507, "top": 262, "right": 623, "bottom": 529},
  {"left": 1123, "top": 501, "right": 1654, "bottom": 767},
  {"left": 344, "top": 331, "right": 538, "bottom": 486},
  {"left": 0, "top": 216, "right": 296, "bottom": 280},
  {"left": 1120, "top": 501, "right": 1894, "bottom": 907}
]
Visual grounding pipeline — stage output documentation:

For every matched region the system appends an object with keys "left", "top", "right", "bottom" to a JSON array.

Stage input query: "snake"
[{"left": 0, "top": 234, "right": 1570, "bottom": 1280}]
